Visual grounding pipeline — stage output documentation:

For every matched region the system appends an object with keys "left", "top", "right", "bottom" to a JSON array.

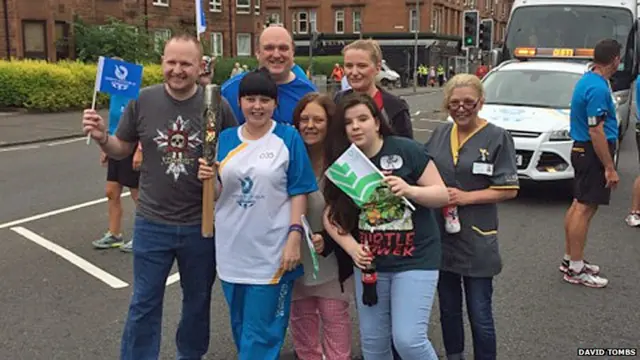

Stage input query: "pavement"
[
  {"left": 0, "top": 87, "right": 438, "bottom": 148},
  {"left": 1, "top": 90, "right": 639, "bottom": 359}
]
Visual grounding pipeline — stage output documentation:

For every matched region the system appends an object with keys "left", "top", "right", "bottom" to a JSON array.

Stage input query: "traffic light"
[
  {"left": 479, "top": 19, "right": 494, "bottom": 51},
  {"left": 463, "top": 10, "right": 479, "bottom": 48}
]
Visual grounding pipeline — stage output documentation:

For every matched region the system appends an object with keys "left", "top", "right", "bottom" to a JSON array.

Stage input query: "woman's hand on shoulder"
[{"left": 197, "top": 158, "right": 218, "bottom": 181}]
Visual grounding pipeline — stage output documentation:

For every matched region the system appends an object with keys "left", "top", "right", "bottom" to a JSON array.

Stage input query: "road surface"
[{"left": 1, "top": 90, "right": 638, "bottom": 359}]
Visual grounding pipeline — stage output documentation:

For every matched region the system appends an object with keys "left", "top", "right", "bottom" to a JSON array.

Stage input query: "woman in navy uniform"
[{"left": 426, "top": 73, "right": 519, "bottom": 360}]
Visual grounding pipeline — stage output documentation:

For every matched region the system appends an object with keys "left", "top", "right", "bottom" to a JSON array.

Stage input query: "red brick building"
[
  {"left": 264, "top": 0, "right": 512, "bottom": 44},
  {"left": 0, "top": 0, "right": 512, "bottom": 61},
  {"left": 0, "top": 0, "right": 268, "bottom": 61}
]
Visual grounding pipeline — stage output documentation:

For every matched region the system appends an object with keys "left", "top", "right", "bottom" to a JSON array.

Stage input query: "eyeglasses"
[{"left": 447, "top": 99, "right": 479, "bottom": 111}]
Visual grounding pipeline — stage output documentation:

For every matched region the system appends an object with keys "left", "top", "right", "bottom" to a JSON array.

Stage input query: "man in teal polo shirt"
[{"left": 561, "top": 39, "right": 621, "bottom": 288}]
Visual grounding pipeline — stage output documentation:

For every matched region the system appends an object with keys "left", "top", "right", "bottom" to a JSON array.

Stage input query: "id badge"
[{"left": 472, "top": 162, "right": 494, "bottom": 176}]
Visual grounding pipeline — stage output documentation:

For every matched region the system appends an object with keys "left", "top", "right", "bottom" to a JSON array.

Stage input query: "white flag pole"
[{"left": 87, "top": 56, "right": 106, "bottom": 145}]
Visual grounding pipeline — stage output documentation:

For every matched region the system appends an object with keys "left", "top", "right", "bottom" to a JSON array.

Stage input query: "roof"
[{"left": 495, "top": 60, "right": 589, "bottom": 75}]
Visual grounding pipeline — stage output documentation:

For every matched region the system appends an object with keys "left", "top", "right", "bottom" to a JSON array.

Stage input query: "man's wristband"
[
  {"left": 288, "top": 224, "right": 303, "bottom": 236},
  {"left": 98, "top": 134, "right": 109, "bottom": 146}
]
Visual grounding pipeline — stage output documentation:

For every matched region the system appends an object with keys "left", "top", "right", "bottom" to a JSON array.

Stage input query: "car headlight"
[{"left": 549, "top": 129, "right": 571, "bottom": 141}]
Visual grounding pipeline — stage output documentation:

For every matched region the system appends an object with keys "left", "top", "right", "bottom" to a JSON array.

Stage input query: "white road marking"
[
  {"left": 47, "top": 138, "right": 85, "bottom": 146},
  {"left": 166, "top": 272, "right": 181, "bottom": 286},
  {"left": 0, "top": 144, "right": 40, "bottom": 153},
  {"left": 413, "top": 110, "right": 421, "bottom": 116},
  {"left": 413, "top": 128, "right": 433, "bottom": 132},
  {"left": 0, "top": 192, "right": 131, "bottom": 229},
  {"left": 10, "top": 226, "right": 129, "bottom": 289}
]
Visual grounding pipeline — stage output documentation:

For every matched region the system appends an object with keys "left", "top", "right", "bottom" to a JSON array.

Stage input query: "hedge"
[{"left": 0, "top": 56, "right": 343, "bottom": 112}]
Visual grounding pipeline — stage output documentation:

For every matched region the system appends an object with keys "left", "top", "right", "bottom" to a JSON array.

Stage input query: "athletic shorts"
[
  {"left": 107, "top": 153, "right": 139, "bottom": 189},
  {"left": 571, "top": 141, "right": 616, "bottom": 206}
]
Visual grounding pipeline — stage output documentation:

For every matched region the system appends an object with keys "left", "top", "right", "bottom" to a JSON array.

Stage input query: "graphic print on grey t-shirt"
[{"left": 152, "top": 115, "right": 202, "bottom": 181}]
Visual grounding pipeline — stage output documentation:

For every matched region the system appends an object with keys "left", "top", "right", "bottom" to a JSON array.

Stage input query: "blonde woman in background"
[
  {"left": 426, "top": 74, "right": 519, "bottom": 360},
  {"left": 335, "top": 39, "right": 413, "bottom": 139}
]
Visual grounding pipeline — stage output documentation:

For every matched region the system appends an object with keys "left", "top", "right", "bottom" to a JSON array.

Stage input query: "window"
[
  {"left": 236, "top": 0, "right": 249, "bottom": 14},
  {"left": 152, "top": 0, "right": 169, "bottom": 7},
  {"left": 211, "top": 32, "right": 223, "bottom": 56},
  {"left": 353, "top": 10, "right": 362, "bottom": 33},
  {"left": 254, "top": 0, "right": 260, "bottom": 14},
  {"left": 268, "top": 13, "right": 280, "bottom": 25},
  {"left": 55, "top": 21, "right": 70, "bottom": 60},
  {"left": 409, "top": 9, "right": 418, "bottom": 33},
  {"left": 153, "top": 29, "right": 171, "bottom": 52},
  {"left": 310, "top": 10, "right": 317, "bottom": 32},
  {"left": 484, "top": 70, "right": 581, "bottom": 109},
  {"left": 236, "top": 33, "right": 251, "bottom": 56},
  {"left": 432, "top": 7, "right": 443, "bottom": 33},
  {"left": 22, "top": 20, "right": 47, "bottom": 59},
  {"left": 209, "top": 0, "right": 221, "bottom": 12},
  {"left": 335, "top": 10, "right": 344, "bottom": 34},
  {"left": 297, "top": 11, "right": 308, "bottom": 34}
]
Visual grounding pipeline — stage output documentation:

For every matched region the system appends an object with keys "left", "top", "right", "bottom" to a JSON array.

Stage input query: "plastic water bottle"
[{"left": 443, "top": 206, "right": 461, "bottom": 234}]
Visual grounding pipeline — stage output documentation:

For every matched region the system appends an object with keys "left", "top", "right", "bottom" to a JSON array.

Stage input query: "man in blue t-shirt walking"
[{"left": 561, "top": 39, "right": 621, "bottom": 288}]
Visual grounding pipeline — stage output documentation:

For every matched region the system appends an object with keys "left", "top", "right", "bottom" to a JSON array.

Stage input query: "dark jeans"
[
  {"left": 437, "top": 271, "right": 496, "bottom": 360},
  {"left": 120, "top": 216, "right": 216, "bottom": 360}
]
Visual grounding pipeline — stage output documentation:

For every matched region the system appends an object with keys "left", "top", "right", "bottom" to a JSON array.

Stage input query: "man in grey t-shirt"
[{"left": 82, "top": 34, "right": 237, "bottom": 360}]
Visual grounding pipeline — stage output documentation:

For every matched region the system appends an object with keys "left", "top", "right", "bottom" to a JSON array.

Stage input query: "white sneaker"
[
  {"left": 563, "top": 267, "right": 608, "bottom": 288},
  {"left": 625, "top": 213, "right": 640, "bottom": 227}
]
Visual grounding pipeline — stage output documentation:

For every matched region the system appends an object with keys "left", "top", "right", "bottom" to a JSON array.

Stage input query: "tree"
[{"left": 72, "top": 16, "right": 160, "bottom": 63}]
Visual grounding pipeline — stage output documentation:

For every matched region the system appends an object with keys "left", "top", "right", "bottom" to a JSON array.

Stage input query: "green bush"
[
  {"left": 0, "top": 56, "right": 341, "bottom": 112},
  {"left": 0, "top": 59, "right": 163, "bottom": 112},
  {"left": 212, "top": 56, "right": 343, "bottom": 84}
]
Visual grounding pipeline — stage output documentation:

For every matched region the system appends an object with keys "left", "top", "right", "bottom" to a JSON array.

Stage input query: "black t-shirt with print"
[{"left": 356, "top": 136, "right": 441, "bottom": 272}]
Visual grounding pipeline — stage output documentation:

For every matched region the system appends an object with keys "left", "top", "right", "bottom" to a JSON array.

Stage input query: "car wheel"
[{"left": 381, "top": 79, "right": 390, "bottom": 87}]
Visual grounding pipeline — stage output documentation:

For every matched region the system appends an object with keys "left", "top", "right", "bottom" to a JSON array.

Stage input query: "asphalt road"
[{"left": 1, "top": 89, "right": 639, "bottom": 360}]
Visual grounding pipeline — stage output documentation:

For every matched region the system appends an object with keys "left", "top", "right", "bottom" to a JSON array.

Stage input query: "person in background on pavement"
[
  {"left": 93, "top": 56, "right": 141, "bottom": 253},
  {"left": 429, "top": 66, "right": 436, "bottom": 87},
  {"left": 341, "top": 74, "right": 351, "bottom": 91},
  {"left": 335, "top": 39, "right": 413, "bottom": 139},
  {"left": 624, "top": 75, "right": 640, "bottom": 227},
  {"left": 199, "top": 55, "right": 213, "bottom": 86},
  {"left": 323, "top": 92, "right": 449, "bottom": 360},
  {"left": 199, "top": 69, "right": 317, "bottom": 360},
  {"left": 230, "top": 62, "right": 243, "bottom": 78},
  {"left": 221, "top": 25, "right": 317, "bottom": 125},
  {"left": 426, "top": 73, "right": 519, "bottom": 360},
  {"left": 289, "top": 92, "right": 354, "bottom": 360},
  {"left": 82, "top": 34, "right": 238, "bottom": 359},
  {"left": 562, "top": 39, "right": 622, "bottom": 288},
  {"left": 475, "top": 62, "right": 489, "bottom": 79},
  {"left": 331, "top": 63, "right": 345, "bottom": 83},
  {"left": 437, "top": 64, "right": 445, "bottom": 87}
]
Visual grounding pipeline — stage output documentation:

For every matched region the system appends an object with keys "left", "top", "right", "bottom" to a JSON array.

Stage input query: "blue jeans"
[
  {"left": 437, "top": 271, "right": 496, "bottom": 360},
  {"left": 354, "top": 268, "right": 439, "bottom": 360},
  {"left": 120, "top": 216, "right": 216, "bottom": 360},
  {"left": 221, "top": 280, "right": 294, "bottom": 360}
]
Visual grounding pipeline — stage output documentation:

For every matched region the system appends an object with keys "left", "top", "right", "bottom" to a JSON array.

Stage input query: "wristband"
[
  {"left": 288, "top": 224, "right": 303, "bottom": 236},
  {"left": 98, "top": 134, "right": 109, "bottom": 146}
]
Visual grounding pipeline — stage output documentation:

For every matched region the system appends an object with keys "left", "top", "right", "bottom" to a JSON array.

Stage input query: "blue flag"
[
  {"left": 196, "top": 0, "right": 206, "bottom": 36},
  {"left": 94, "top": 56, "right": 143, "bottom": 100}
]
